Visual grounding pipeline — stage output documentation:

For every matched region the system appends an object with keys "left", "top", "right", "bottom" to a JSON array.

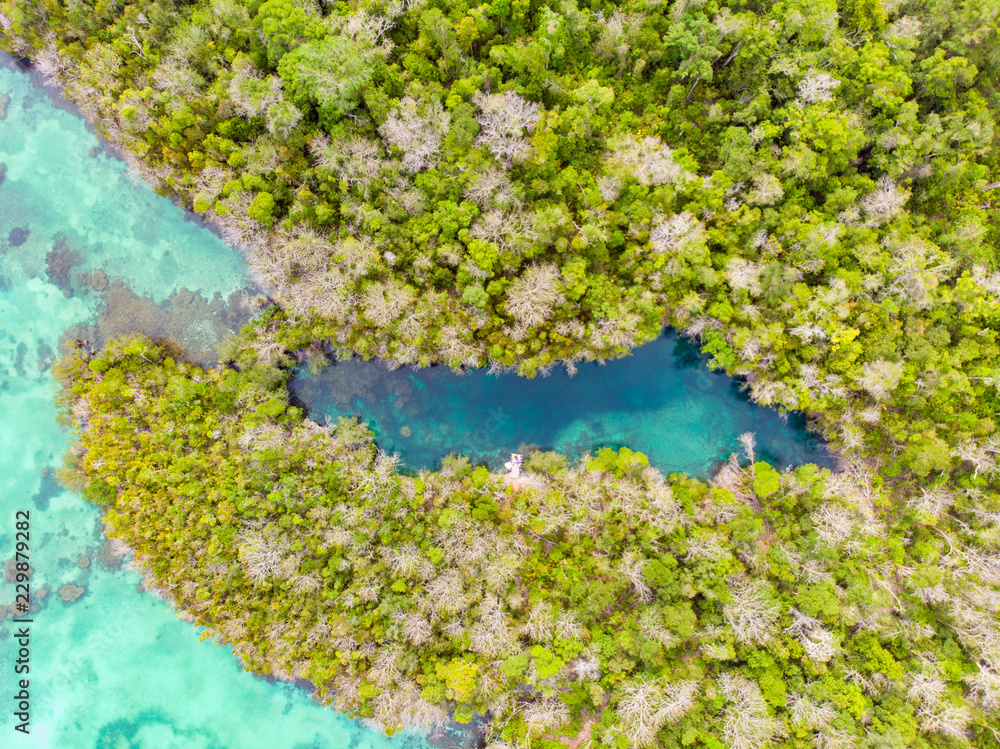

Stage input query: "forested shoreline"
[
  {"left": 4, "top": 0, "right": 1000, "bottom": 745},
  {"left": 54, "top": 337, "right": 1000, "bottom": 747},
  {"left": 3, "top": 0, "right": 998, "bottom": 470}
]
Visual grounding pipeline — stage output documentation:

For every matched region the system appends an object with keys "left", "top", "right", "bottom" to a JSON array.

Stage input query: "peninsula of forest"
[{"left": 3, "top": 0, "right": 1000, "bottom": 746}]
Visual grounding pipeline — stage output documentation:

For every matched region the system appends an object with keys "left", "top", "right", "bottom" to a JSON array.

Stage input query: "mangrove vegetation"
[{"left": 3, "top": 0, "right": 1000, "bottom": 745}]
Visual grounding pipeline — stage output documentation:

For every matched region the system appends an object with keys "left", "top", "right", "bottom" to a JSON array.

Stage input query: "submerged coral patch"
[
  {"left": 95, "top": 713, "right": 222, "bottom": 749},
  {"left": 8, "top": 225, "right": 29, "bottom": 246},
  {"left": 62, "top": 285, "right": 255, "bottom": 366},
  {"left": 94, "top": 538, "right": 123, "bottom": 571},
  {"left": 79, "top": 268, "right": 110, "bottom": 291},
  {"left": 45, "top": 232, "right": 83, "bottom": 295},
  {"left": 32, "top": 468, "right": 62, "bottom": 511},
  {"left": 58, "top": 582, "right": 86, "bottom": 603},
  {"left": 5, "top": 558, "right": 33, "bottom": 582}
]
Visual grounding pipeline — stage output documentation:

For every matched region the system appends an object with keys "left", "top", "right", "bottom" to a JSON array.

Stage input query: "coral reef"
[
  {"left": 79, "top": 269, "right": 109, "bottom": 291},
  {"left": 32, "top": 469, "right": 63, "bottom": 511},
  {"left": 58, "top": 583, "right": 86, "bottom": 604},
  {"left": 45, "top": 232, "right": 83, "bottom": 295},
  {"left": 95, "top": 538, "right": 123, "bottom": 571},
  {"left": 8, "top": 226, "right": 29, "bottom": 247},
  {"left": 36, "top": 341, "right": 54, "bottom": 372},
  {"left": 4, "top": 558, "right": 33, "bottom": 582},
  {"left": 63, "top": 285, "right": 254, "bottom": 366}
]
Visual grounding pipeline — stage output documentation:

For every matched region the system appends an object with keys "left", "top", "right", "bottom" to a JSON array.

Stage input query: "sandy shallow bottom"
[{"left": 0, "top": 57, "right": 428, "bottom": 749}]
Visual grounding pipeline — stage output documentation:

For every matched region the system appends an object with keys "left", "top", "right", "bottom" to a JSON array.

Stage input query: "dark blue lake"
[{"left": 290, "top": 333, "right": 833, "bottom": 477}]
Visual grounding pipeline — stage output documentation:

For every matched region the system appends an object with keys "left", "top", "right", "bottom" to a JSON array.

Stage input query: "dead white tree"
[
  {"left": 638, "top": 609, "right": 680, "bottom": 649},
  {"left": 504, "top": 264, "right": 563, "bottom": 327},
  {"left": 811, "top": 503, "right": 861, "bottom": 548},
  {"left": 718, "top": 672, "right": 786, "bottom": 749},
  {"left": 787, "top": 694, "right": 837, "bottom": 730},
  {"left": 396, "top": 612, "right": 434, "bottom": 645},
  {"left": 723, "top": 579, "right": 781, "bottom": 646},
  {"left": 797, "top": 71, "right": 840, "bottom": 104},
  {"left": 151, "top": 58, "right": 203, "bottom": 97},
  {"left": 464, "top": 167, "right": 517, "bottom": 209},
  {"left": 616, "top": 678, "right": 698, "bottom": 747},
  {"left": 966, "top": 667, "right": 1000, "bottom": 713},
  {"left": 237, "top": 526, "right": 288, "bottom": 585},
  {"left": 571, "top": 650, "right": 602, "bottom": 681},
  {"left": 33, "top": 41, "right": 71, "bottom": 87},
  {"left": 473, "top": 90, "right": 541, "bottom": 166},
  {"left": 649, "top": 212, "right": 705, "bottom": 256},
  {"left": 887, "top": 17, "right": 923, "bottom": 43},
  {"left": 313, "top": 135, "right": 385, "bottom": 193},
  {"left": 858, "top": 177, "right": 909, "bottom": 226},
  {"left": 785, "top": 610, "right": 840, "bottom": 663},
  {"left": 471, "top": 207, "right": 534, "bottom": 256},
  {"left": 953, "top": 439, "right": 999, "bottom": 478},
  {"left": 738, "top": 432, "right": 757, "bottom": 464},
  {"left": 468, "top": 595, "right": 516, "bottom": 657},
  {"left": 522, "top": 698, "right": 570, "bottom": 734},
  {"left": 379, "top": 96, "right": 451, "bottom": 173},
  {"left": 229, "top": 61, "right": 284, "bottom": 118},
  {"left": 360, "top": 279, "right": 415, "bottom": 328},
  {"left": 883, "top": 237, "right": 953, "bottom": 310},
  {"left": 521, "top": 601, "right": 555, "bottom": 643},
  {"left": 726, "top": 257, "right": 765, "bottom": 296},
  {"left": 856, "top": 358, "right": 904, "bottom": 401},
  {"left": 384, "top": 543, "right": 422, "bottom": 577},
  {"left": 746, "top": 173, "right": 785, "bottom": 205},
  {"left": 554, "top": 610, "right": 586, "bottom": 640},
  {"left": 618, "top": 548, "right": 654, "bottom": 603},
  {"left": 607, "top": 134, "right": 692, "bottom": 186},
  {"left": 907, "top": 486, "right": 956, "bottom": 521},
  {"left": 371, "top": 678, "right": 449, "bottom": 732},
  {"left": 425, "top": 570, "right": 469, "bottom": 616}
]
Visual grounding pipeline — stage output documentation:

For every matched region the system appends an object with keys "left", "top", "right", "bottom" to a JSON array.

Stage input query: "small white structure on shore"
[{"left": 504, "top": 452, "right": 524, "bottom": 478}]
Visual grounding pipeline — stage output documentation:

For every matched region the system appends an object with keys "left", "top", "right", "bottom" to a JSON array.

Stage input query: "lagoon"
[{"left": 291, "top": 337, "right": 833, "bottom": 477}]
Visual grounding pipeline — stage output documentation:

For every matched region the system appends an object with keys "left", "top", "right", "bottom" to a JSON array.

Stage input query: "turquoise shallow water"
[
  {"left": 0, "top": 57, "right": 429, "bottom": 749},
  {"left": 290, "top": 338, "right": 833, "bottom": 477}
]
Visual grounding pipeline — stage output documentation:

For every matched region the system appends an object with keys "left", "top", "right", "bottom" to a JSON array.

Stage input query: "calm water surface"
[
  {"left": 0, "top": 56, "right": 428, "bottom": 749},
  {"left": 291, "top": 339, "right": 832, "bottom": 477}
]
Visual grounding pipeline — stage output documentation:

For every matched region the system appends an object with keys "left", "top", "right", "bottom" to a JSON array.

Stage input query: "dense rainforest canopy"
[{"left": 4, "top": 0, "right": 1000, "bottom": 745}]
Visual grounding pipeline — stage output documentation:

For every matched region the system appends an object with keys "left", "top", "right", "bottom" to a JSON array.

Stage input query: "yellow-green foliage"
[{"left": 57, "top": 338, "right": 1000, "bottom": 747}]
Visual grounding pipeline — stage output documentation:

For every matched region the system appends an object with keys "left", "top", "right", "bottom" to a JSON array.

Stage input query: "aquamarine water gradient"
[{"left": 0, "top": 57, "right": 427, "bottom": 749}]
